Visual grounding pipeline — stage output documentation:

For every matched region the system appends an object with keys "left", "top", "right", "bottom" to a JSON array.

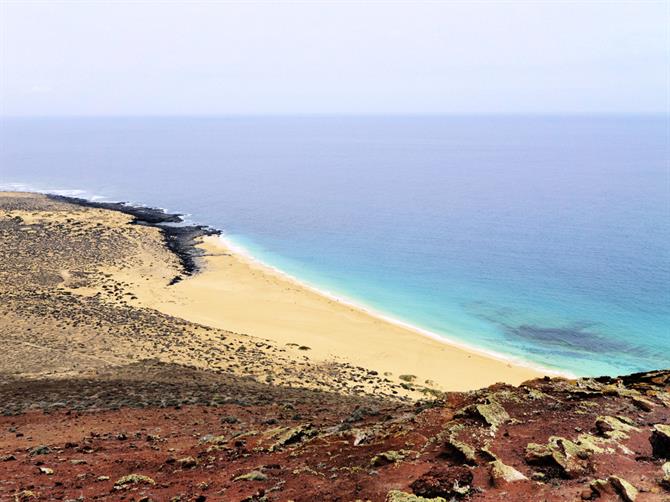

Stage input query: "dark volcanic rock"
[
  {"left": 47, "top": 194, "right": 220, "bottom": 275},
  {"left": 410, "top": 466, "right": 473, "bottom": 498},
  {"left": 651, "top": 424, "right": 670, "bottom": 459}
]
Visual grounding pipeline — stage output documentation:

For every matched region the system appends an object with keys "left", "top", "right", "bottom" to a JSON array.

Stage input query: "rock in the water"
[
  {"left": 410, "top": 466, "right": 473, "bottom": 499},
  {"left": 489, "top": 460, "right": 528, "bottom": 486},
  {"left": 651, "top": 424, "right": 670, "bottom": 459}
]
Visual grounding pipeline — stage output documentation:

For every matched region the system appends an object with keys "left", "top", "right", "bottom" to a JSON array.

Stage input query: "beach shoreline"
[
  {"left": 11, "top": 189, "right": 550, "bottom": 390},
  {"left": 131, "top": 231, "right": 544, "bottom": 391},
  {"left": 214, "top": 233, "right": 569, "bottom": 379}
]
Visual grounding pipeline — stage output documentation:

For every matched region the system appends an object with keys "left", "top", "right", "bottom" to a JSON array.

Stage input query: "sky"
[{"left": 0, "top": 1, "right": 668, "bottom": 116}]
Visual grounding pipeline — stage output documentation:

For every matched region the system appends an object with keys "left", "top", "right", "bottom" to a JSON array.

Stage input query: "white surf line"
[{"left": 215, "top": 234, "right": 574, "bottom": 379}]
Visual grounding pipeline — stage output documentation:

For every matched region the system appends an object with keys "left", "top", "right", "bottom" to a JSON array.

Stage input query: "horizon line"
[{"left": 2, "top": 112, "right": 668, "bottom": 119}]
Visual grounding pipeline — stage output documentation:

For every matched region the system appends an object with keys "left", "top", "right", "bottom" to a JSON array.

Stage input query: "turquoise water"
[{"left": 1, "top": 116, "right": 668, "bottom": 376}]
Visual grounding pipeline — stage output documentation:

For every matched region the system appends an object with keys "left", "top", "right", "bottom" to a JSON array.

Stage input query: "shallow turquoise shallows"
[{"left": 2, "top": 115, "right": 668, "bottom": 376}]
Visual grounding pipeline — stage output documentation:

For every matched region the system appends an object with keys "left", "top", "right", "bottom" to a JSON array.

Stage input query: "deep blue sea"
[{"left": 1, "top": 116, "right": 668, "bottom": 376}]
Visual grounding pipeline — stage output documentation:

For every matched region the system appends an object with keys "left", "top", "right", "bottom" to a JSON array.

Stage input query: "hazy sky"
[{"left": 1, "top": 1, "right": 668, "bottom": 116}]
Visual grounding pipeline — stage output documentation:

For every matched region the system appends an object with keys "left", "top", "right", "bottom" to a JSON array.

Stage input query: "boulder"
[
  {"left": 651, "top": 424, "right": 670, "bottom": 459},
  {"left": 371, "top": 450, "right": 407, "bottom": 467},
  {"left": 590, "top": 476, "right": 638, "bottom": 501},
  {"left": 234, "top": 470, "right": 268, "bottom": 481},
  {"left": 410, "top": 466, "right": 473, "bottom": 499},
  {"left": 269, "top": 424, "right": 315, "bottom": 451},
  {"left": 595, "top": 416, "right": 638, "bottom": 440},
  {"left": 524, "top": 435, "right": 605, "bottom": 478},
  {"left": 631, "top": 397, "right": 655, "bottom": 412},
  {"left": 444, "top": 437, "right": 477, "bottom": 465},
  {"left": 114, "top": 474, "right": 156, "bottom": 487},
  {"left": 661, "top": 462, "right": 670, "bottom": 489},
  {"left": 177, "top": 456, "right": 197, "bottom": 469},
  {"left": 609, "top": 476, "right": 638, "bottom": 502},
  {"left": 489, "top": 460, "right": 528, "bottom": 486},
  {"left": 386, "top": 491, "right": 446, "bottom": 502},
  {"left": 456, "top": 400, "right": 510, "bottom": 431},
  {"left": 590, "top": 478, "right": 614, "bottom": 496},
  {"left": 29, "top": 445, "right": 50, "bottom": 456},
  {"left": 13, "top": 490, "right": 37, "bottom": 501}
]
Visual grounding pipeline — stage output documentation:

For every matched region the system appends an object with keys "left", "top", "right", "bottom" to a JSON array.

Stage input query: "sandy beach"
[
  {"left": 128, "top": 234, "right": 542, "bottom": 391},
  {"left": 0, "top": 191, "right": 540, "bottom": 396}
]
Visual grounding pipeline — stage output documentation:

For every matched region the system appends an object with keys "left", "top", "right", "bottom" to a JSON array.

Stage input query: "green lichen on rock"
[
  {"left": 456, "top": 399, "right": 510, "bottom": 431},
  {"left": 202, "top": 434, "right": 227, "bottom": 445},
  {"left": 651, "top": 424, "right": 670, "bottom": 459},
  {"left": 114, "top": 474, "right": 156, "bottom": 487},
  {"left": 176, "top": 456, "right": 197, "bottom": 468},
  {"left": 370, "top": 450, "right": 407, "bottom": 467},
  {"left": 489, "top": 460, "right": 528, "bottom": 486},
  {"left": 596, "top": 415, "right": 639, "bottom": 440},
  {"left": 524, "top": 388, "right": 551, "bottom": 400},
  {"left": 269, "top": 424, "right": 316, "bottom": 451},
  {"left": 524, "top": 435, "right": 606, "bottom": 478},
  {"left": 609, "top": 476, "right": 638, "bottom": 502},
  {"left": 234, "top": 470, "right": 268, "bottom": 481},
  {"left": 661, "top": 462, "right": 670, "bottom": 488},
  {"left": 631, "top": 396, "right": 655, "bottom": 412},
  {"left": 13, "top": 490, "right": 37, "bottom": 501},
  {"left": 444, "top": 424, "right": 477, "bottom": 465},
  {"left": 29, "top": 445, "right": 50, "bottom": 456},
  {"left": 591, "top": 476, "right": 638, "bottom": 501},
  {"left": 385, "top": 491, "right": 446, "bottom": 502}
]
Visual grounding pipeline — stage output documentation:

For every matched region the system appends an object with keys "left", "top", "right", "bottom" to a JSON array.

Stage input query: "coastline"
[
  {"left": 217, "top": 233, "right": 570, "bottom": 379},
  {"left": 132, "top": 233, "right": 544, "bottom": 391},
  {"left": 2, "top": 187, "right": 668, "bottom": 502},
  {"left": 34, "top": 190, "right": 550, "bottom": 388}
]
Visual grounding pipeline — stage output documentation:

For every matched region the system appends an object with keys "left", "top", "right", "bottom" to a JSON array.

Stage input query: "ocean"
[{"left": 1, "top": 115, "right": 668, "bottom": 376}]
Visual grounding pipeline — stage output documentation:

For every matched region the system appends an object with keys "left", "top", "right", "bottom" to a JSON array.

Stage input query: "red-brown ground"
[{"left": 1, "top": 364, "right": 669, "bottom": 501}]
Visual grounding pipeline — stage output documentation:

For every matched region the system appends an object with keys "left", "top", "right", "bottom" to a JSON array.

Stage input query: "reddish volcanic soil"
[{"left": 1, "top": 364, "right": 669, "bottom": 501}]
